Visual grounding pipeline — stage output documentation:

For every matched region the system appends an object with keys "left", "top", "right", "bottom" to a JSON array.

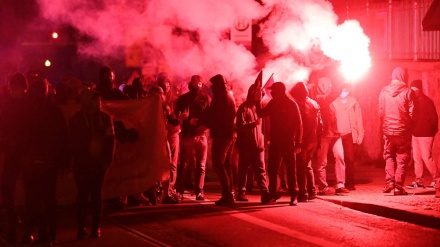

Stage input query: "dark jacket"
[
  {"left": 314, "top": 78, "right": 339, "bottom": 138},
  {"left": 175, "top": 90, "right": 211, "bottom": 137},
  {"left": 236, "top": 86, "right": 264, "bottom": 151},
  {"left": 22, "top": 97, "right": 69, "bottom": 175},
  {"left": 297, "top": 97, "right": 322, "bottom": 146},
  {"left": 258, "top": 94, "right": 303, "bottom": 147},
  {"left": 204, "top": 75, "right": 236, "bottom": 139},
  {"left": 69, "top": 110, "right": 115, "bottom": 172},
  {"left": 204, "top": 92, "right": 236, "bottom": 139},
  {"left": 379, "top": 80, "right": 414, "bottom": 136},
  {"left": 412, "top": 92, "right": 438, "bottom": 137}
]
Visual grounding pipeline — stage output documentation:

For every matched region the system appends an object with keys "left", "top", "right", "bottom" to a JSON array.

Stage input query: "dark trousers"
[
  {"left": 297, "top": 142, "right": 317, "bottom": 197},
  {"left": 74, "top": 168, "right": 107, "bottom": 231},
  {"left": 1, "top": 153, "right": 21, "bottom": 237},
  {"left": 341, "top": 134, "right": 356, "bottom": 186},
  {"left": 237, "top": 147, "right": 269, "bottom": 194},
  {"left": 211, "top": 138, "right": 235, "bottom": 198},
  {"left": 268, "top": 142, "right": 298, "bottom": 197},
  {"left": 383, "top": 134, "right": 412, "bottom": 187},
  {"left": 23, "top": 168, "right": 58, "bottom": 241}
]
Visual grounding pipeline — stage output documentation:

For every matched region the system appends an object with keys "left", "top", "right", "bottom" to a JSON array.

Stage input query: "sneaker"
[
  {"left": 195, "top": 193, "right": 205, "bottom": 201},
  {"left": 298, "top": 194, "right": 308, "bottom": 202},
  {"left": 383, "top": 182, "right": 394, "bottom": 193},
  {"left": 215, "top": 196, "right": 235, "bottom": 206},
  {"left": 406, "top": 181, "right": 425, "bottom": 189},
  {"left": 394, "top": 187, "right": 408, "bottom": 196},
  {"left": 261, "top": 192, "right": 276, "bottom": 204},
  {"left": 426, "top": 181, "right": 436, "bottom": 189},
  {"left": 290, "top": 195, "right": 298, "bottom": 206},
  {"left": 308, "top": 192, "right": 317, "bottom": 200},
  {"left": 335, "top": 187, "right": 350, "bottom": 194},
  {"left": 162, "top": 196, "right": 179, "bottom": 204},
  {"left": 346, "top": 184, "right": 356, "bottom": 191},
  {"left": 318, "top": 187, "right": 333, "bottom": 195},
  {"left": 236, "top": 192, "right": 249, "bottom": 202}
]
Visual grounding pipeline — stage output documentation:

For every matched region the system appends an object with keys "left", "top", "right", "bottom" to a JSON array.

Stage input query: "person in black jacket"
[
  {"left": 0, "top": 73, "right": 28, "bottom": 244},
  {"left": 290, "top": 82, "right": 322, "bottom": 202},
  {"left": 257, "top": 82, "right": 303, "bottom": 206},
  {"left": 174, "top": 75, "right": 211, "bottom": 201},
  {"left": 199, "top": 74, "right": 236, "bottom": 206},
  {"left": 235, "top": 83, "right": 272, "bottom": 203},
  {"left": 406, "top": 80, "right": 439, "bottom": 196},
  {"left": 21, "top": 77, "right": 69, "bottom": 246},
  {"left": 70, "top": 89, "right": 115, "bottom": 240},
  {"left": 379, "top": 67, "right": 414, "bottom": 195}
]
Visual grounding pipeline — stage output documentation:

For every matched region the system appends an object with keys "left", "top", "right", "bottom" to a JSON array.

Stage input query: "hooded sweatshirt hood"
[
  {"left": 317, "top": 77, "right": 332, "bottom": 95},
  {"left": 385, "top": 67, "right": 409, "bottom": 97},
  {"left": 391, "top": 67, "right": 408, "bottom": 83},
  {"left": 290, "top": 82, "right": 309, "bottom": 101}
]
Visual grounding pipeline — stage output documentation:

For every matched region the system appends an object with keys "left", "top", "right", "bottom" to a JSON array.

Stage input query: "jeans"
[
  {"left": 211, "top": 137, "right": 235, "bottom": 198},
  {"left": 164, "top": 133, "right": 179, "bottom": 197},
  {"left": 412, "top": 136, "right": 439, "bottom": 183},
  {"left": 179, "top": 134, "right": 208, "bottom": 194},
  {"left": 297, "top": 141, "right": 317, "bottom": 197},
  {"left": 267, "top": 141, "right": 298, "bottom": 197},
  {"left": 341, "top": 134, "right": 356, "bottom": 186},
  {"left": 315, "top": 137, "right": 345, "bottom": 190},
  {"left": 383, "top": 134, "right": 411, "bottom": 187},
  {"left": 237, "top": 147, "right": 269, "bottom": 194}
]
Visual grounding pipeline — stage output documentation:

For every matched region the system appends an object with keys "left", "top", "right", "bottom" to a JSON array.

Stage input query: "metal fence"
[{"left": 346, "top": 0, "right": 440, "bottom": 60}]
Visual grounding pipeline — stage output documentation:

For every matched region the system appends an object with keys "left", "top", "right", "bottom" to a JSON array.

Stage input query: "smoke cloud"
[{"left": 36, "top": 0, "right": 370, "bottom": 91}]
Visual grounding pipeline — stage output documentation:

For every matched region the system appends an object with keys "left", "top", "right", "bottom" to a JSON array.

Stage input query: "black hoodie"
[{"left": 378, "top": 67, "right": 414, "bottom": 135}]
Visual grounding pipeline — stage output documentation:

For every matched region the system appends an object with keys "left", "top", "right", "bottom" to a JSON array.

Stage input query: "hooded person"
[
  {"left": 290, "top": 82, "right": 322, "bottom": 201},
  {"left": 406, "top": 79, "right": 440, "bottom": 195},
  {"left": 174, "top": 75, "right": 211, "bottom": 201},
  {"left": 311, "top": 77, "right": 348, "bottom": 196},
  {"left": 235, "top": 83, "right": 272, "bottom": 203},
  {"left": 330, "top": 83, "right": 365, "bottom": 191},
  {"left": 379, "top": 67, "right": 414, "bottom": 195},
  {"left": 256, "top": 81, "right": 303, "bottom": 205},
  {"left": 198, "top": 74, "right": 237, "bottom": 206}
]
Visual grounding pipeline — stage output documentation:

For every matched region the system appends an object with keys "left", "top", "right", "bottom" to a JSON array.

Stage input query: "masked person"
[
  {"left": 330, "top": 84, "right": 365, "bottom": 191},
  {"left": 379, "top": 67, "right": 414, "bottom": 195},
  {"left": 257, "top": 82, "right": 303, "bottom": 206},
  {"left": 290, "top": 82, "right": 322, "bottom": 201},
  {"left": 236, "top": 83, "right": 273, "bottom": 204},
  {"left": 175, "top": 75, "right": 211, "bottom": 201}
]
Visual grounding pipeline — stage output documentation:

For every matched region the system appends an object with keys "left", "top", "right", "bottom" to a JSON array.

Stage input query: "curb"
[{"left": 320, "top": 197, "right": 440, "bottom": 230}]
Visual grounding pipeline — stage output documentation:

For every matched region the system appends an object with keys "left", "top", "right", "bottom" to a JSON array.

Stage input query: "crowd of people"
[{"left": 0, "top": 65, "right": 439, "bottom": 246}]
